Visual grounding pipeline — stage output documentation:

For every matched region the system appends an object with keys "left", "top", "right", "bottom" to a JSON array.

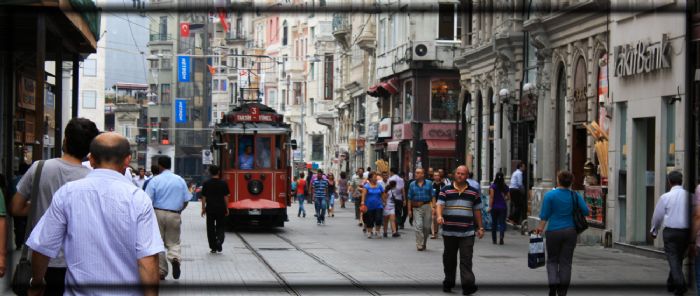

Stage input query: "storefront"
[
  {"left": 421, "top": 123, "right": 457, "bottom": 173},
  {"left": 389, "top": 122, "right": 412, "bottom": 177},
  {"left": 609, "top": 20, "right": 686, "bottom": 248}
]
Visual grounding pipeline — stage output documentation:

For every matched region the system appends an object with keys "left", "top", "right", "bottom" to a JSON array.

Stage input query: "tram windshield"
[{"left": 229, "top": 135, "right": 274, "bottom": 170}]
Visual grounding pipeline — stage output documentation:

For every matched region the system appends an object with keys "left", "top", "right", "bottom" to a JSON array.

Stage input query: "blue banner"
[
  {"left": 175, "top": 99, "right": 187, "bottom": 123},
  {"left": 178, "top": 56, "right": 190, "bottom": 82}
]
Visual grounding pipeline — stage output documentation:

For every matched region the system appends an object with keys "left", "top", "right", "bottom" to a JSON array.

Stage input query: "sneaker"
[
  {"left": 210, "top": 249, "right": 217, "bottom": 253},
  {"left": 298, "top": 213, "right": 301, "bottom": 217},
  {"left": 462, "top": 285, "right": 478, "bottom": 295},
  {"left": 172, "top": 260, "right": 181, "bottom": 280},
  {"left": 317, "top": 221, "right": 321, "bottom": 225},
  {"left": 303, "top": 213, "right": 306, "bottom": 218},
  {"left": 499, "top": 239, "right": 504, "bottom": 245},
  {"left": 392, "top": 232, "right": 400, "bottom": 238}
]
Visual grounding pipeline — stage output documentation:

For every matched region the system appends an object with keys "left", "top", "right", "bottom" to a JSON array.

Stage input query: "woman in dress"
[{"left": 382, "top": 180, "right": 400, "bottom": 238}]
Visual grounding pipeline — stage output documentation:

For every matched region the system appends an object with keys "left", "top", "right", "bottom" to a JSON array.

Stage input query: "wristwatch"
[{"left": 29, "top": 277, "right": 46, "bottom": 288}]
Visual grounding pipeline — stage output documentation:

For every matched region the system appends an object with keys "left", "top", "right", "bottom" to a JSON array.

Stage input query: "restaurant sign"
[
  {"left": 614, "top": 34, "right": 671, "bottom": 77},
  {"left": 378, "top": 117, "right": 392, "bottom": 138},
  {"left": 422, "top": 123, "right": 456, "bottom": 140},
  {"left": 392, "top": 123, "right": 412, "bottom": 140}
]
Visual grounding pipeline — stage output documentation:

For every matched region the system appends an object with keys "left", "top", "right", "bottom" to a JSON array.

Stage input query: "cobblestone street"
[{"left": 153, "top": 201, "right": 675, "bottom": 296}]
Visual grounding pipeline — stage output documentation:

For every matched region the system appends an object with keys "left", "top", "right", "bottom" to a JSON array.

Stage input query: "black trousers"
[
  {"left": 45, "top": 267, "right": 67, "bottom": 296},
  {"left": 663, "top": 228, "right": 689, "bottom": 294},
  {"left": 508, "top": 189, "right": 526, "bottom": 224},
  {"left": 206, "top": 211, "right": 226, "bottom": 251},
  {"left": 13, "top": 216, "right": 27, "bottom": 249},
  {"left": 443, "top": 236, "right": 476, "bottom": 292},
  {"left": 394, "top": 199, "right": 405, "bottom": 227},
  {"left": 545, "top": 228, "right": 577, "bottom": 296}
]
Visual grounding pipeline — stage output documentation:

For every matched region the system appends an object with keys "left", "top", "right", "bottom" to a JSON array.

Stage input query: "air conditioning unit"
[{"left": 411, "top": 41, "right": 436, "bottom": 61}]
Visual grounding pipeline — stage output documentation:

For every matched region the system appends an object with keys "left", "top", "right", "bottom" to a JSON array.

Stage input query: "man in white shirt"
[
  {"left": 27, "top": 132, "right": 163, "bottom": 296},
  {"left": 651, "top": 171, "right": 689, "bottom": 296},
  {"left": 133, "top": 167, "right": 149, "bottom": 189},
  {"left": 508, "top": 163, "right": 526, "bottom": 224}
]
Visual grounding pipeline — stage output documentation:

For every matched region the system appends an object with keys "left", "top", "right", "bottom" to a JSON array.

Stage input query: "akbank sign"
[{"left": 614, "top": 34, "right": 671, "bottom": 77}]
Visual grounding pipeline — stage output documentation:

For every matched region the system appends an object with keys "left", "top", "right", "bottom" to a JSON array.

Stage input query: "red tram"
[{"left": 212, "top": 102, "right": 295, "bottom": 227}]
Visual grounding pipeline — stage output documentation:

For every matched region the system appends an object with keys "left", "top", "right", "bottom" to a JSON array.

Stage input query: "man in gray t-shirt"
[
  {"left": 12, "top": 118, "right": 99, "bottom": 296},
  {"left": 388, "top": 168, "right": 406, "bottom": 229}
]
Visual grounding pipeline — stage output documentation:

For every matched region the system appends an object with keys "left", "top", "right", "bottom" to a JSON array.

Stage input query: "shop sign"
[
  {"left": 573, "top": 88, "right": 588, "bottom": 124},
  {"left": 584, "top": 186, "right": 605, "bottom": 228},
  {"left": 422, "top": 123, "right": 456, "bottom": 140},
  {"left": 519, "top": 93, "right": 537, "bottom": 121},
  {"left": 392, "top": 123, "right": 412, "bottom": 140},
  {"left": 614, "top": 34, "right": 671, "bottom": 77},
  {"left": 378, "top": 118, "right": 392, "bottom": 138}
]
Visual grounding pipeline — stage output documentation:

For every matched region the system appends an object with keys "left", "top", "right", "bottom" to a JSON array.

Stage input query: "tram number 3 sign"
[{"left": 234, "top": 106, "right": 275, "bottom": 122}]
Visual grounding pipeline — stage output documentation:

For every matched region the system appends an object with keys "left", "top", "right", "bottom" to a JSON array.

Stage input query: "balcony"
[
  {"left": 148, "top": 34, "right": 173, "bottom": 42},
  {"left": 332, "top": 14, "right": 350, "bottom": 50},
  {"left": 225, "top": 30, "right": 248, "bottom": 43}
]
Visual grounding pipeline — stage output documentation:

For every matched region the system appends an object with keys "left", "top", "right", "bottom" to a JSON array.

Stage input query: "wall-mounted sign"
[
  {"left": 614, "top": 34, "right": 671, "bottom": 77},
  {"left": 368, "top": 123, "right": 379, "bottom": 141},
  {"left": 422, "top": 123, "right": 456, "bottom": 140},
  {"left": 392, "top": 123, "right": 412, "bottom": 140},
  {"left": 175, "top": 99, "right": 187, "bottom": 123},
  {"left": 178, "top": 56, "right": 191, "bottom": 82},
  {"left": 519, "top": 93, "right": 537, "bottom": 121},
  {"left": 584, "top": 186, "right": 605, "bottom": 228},
  {"left": 239, "top": 70, "right": 250, "bottom": 88},
  {"left": 378, "top": 118, "right": 392, "bottom": 138}
]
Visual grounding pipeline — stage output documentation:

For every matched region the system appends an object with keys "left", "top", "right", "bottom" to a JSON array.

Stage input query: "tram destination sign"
[{"left": 230, "top": 106, "right": 280, "bottom": 123}]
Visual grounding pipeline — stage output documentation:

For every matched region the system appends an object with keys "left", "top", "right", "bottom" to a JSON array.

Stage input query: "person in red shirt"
[{"left": 296, "top": 172, "right": 307, "bottom": 217}]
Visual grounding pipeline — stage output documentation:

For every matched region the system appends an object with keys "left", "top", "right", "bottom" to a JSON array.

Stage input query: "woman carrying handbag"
[{"left": 534, "top": 171, "right": 589, "bottom": 296}]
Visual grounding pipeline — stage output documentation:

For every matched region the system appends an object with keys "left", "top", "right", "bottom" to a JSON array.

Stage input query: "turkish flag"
[{"left": 180, "top": 22, "right": 190, "bottom": 37}]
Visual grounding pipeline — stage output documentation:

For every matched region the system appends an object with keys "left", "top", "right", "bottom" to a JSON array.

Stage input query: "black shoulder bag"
[
  {"left": 12, "top": 160, "right": 45, "bottom": 296},
  {"left": 571, "top": 190, "right": 588, "bottom": 234}
]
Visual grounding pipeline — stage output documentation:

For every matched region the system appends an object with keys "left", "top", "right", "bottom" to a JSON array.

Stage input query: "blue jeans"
[
  {"left": 297, "top": 195, "right": 306, "bottom": 215},
  {"left": 315, "top": 198, "right": 327, "bottom": 223}
]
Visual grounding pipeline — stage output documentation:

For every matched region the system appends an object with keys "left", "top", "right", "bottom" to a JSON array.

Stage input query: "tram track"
[
  {"left": 234, "top": 232, "right": 301, "bottom": 296},
  {"left": 234, "top": 230, "right": 381, "bottom": 296}
]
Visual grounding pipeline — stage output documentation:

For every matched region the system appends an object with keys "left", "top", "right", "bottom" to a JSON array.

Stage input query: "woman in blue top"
[
  {"left": 535, "top": 171, "right": 590, "bottom": 296},
  {"left": 489, "top": 172, "right": 510, "bottom": 245},
  {"left": 361, "top": 172, "right": 386, "bottom": 239}
]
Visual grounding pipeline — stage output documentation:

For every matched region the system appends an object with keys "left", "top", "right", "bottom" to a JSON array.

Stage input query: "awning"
[
  {"left": 425, "top": 140, "right": 455, "bottom": 151},
  {"left": 373, "top": 143, "right": 386, "bottom": 151},
  {"left": 387, "top": 141, "right": 401, "bottom": 152},
  {"left": 383, "top": 77, "right": 399, "bottom": 94}
]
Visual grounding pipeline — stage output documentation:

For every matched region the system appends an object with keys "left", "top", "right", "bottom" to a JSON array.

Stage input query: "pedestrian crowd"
[{"left": 1, "top": 118, "right": 699, "bottom": 296}]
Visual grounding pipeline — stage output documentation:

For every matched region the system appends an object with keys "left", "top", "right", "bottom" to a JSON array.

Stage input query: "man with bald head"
[
  {"left": 26, "top": 133, "right": 164, "bottom": 296},
  {"left": 436, "top": 165, "right": 484, "bottom": 295}
]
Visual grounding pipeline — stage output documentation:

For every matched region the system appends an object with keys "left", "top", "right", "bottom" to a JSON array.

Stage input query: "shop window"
[
  {"left": 82, "top": 90, "right": 97, "bottom": 109},
  {"left": 619, "top": 103, "right": 627, "bottom": 170},
  {"left": 312, "top": 135, "right": 324, "bottom": 161},
  {"left": 430, "top": 79, "right": 460, "bottom": 121},
  {"left": 666, "top": 100, "right": 676, "bottom": 168},
  {"left": 392, "top": 93, "right": 403, "bottom": 123}
]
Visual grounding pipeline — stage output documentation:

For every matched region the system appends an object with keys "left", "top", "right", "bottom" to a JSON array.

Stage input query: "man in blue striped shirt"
[
  {"left": 408, "top": 168, "right": 434, "bottom": 251},
  {"left": 312, "top": 170, "right": 329, "bottom": 225},
  {"left": 437, "top": 165, "right": 484, "bottom": 295}
]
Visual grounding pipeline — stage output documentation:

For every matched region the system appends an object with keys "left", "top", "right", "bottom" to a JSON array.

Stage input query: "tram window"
[
  {"left": 276, "top": 135, "right": 283, "bottom": 169},
  {"left": 256, "top": 137, "right": 272, "bottom": 169},
  {"left": 238, "top": 135, "right": 254, "bottom": 170},
  {"left": 227, "top": 135, "right": 236, "bottom": 169}
]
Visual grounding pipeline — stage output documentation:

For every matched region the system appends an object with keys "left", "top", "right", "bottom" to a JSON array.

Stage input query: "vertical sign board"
[
  {"left": 178, "top": 56, "right": 191, "bottom": 82},
  {"left": 175, "top": 99, "right": 187, "bottom": 123}
]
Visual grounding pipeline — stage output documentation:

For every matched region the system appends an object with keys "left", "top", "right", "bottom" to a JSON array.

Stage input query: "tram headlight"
[{"left": 248, "top": 180, "right": 263, "bottom": 195}]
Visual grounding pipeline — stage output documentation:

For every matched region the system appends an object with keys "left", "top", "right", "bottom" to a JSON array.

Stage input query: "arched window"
[{"left": 555, "top": 63, "right": 567, "bottom": 172}]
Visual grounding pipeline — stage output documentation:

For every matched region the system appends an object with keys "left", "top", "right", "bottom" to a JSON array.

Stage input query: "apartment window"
[
  {"left": 391, "top": 15, "right": 398, "bottom": 49},
  {"left": 430, "top": 79, "right": 460, "bottom": 121},
  {"left": 310, "top": 27, "right": 315, "bottom": 41},
  {"left": 311, "top": 135, "right": 324, "bottom": 160},
  {"left": 161, "top": 50, "right": 171, "bottom": 69},
  {"left": 438, "top": 4, "right": 460, "bottom": 41},
  {"left": 149, "top": 50, "right": 159, "bottom": 69},
  {"left": 82, "top": 90, "right": 97, "bottom": 109},
  {"left": 379, "top": 19, "right": 386, "bottom": 53},
  {"left": 293, "top": 82, "right": 301, "bottom": 105},
  {"left": 281, "top": 55, "right": 288, "bottom": 78},
  {"left": 524, "top": 34, "right": 537, "bottom": 83},
  {"left": 404, "top": 80, "right": 413, "bottom": 122},
  {"left": 123, "top": 124, "right": 133, "bottom": 139},
  {"left": 159, "top": 16, "right": 167, "bottom": 35},
  {"left": 356, "top": 95, "right": 366, "bottom": 134},
  {"left": 82, "top": 59, "right": 97, "bottom": 77},
  {"left": 161, "top": 84, "right": 171, "bottom": 104},
  {"left": 282, "top": 21, "right": 288, "bottom": 46},
  {"left": 268, "top": 89, "right": 277, "bottom": 107},
  {"left": 310, "top": 62, "right": 315, "bottom": 80},
  {"left": 324, "top": 55, "right": 333, "bottom": 100},
  {"left": 211, "top": 79, "right": 227, "bottom": 92}
]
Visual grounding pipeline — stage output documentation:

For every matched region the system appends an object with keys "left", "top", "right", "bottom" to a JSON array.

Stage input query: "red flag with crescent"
[{"left": 180, "top": 22, "right": 190, "bottom": 37}]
